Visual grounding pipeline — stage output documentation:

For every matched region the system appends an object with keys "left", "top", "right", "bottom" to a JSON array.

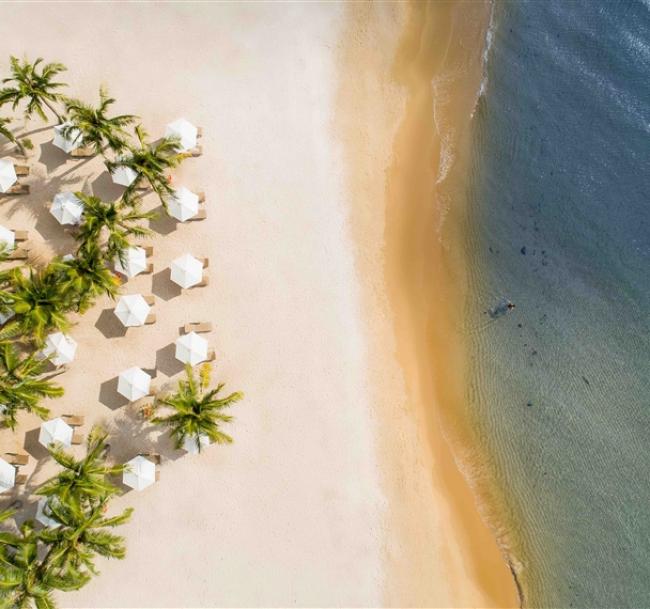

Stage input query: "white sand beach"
[{"left": 0, "top": 3, "right": 516, "bottom": 607}]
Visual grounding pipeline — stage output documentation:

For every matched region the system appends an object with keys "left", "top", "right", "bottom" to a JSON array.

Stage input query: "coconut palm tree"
[
  {"left": 105, "top": 124, "right": 185, "bottom": 208},
  {"left": 51, "top": 246, "right": 120, "bottom": 314},
  {"left": 153, "top": 363, "right": 243, "bottom": 452},
  {"left": 0, "top": 56, "right": 67, "bottom": 123},
  {"left": 0, "top": 266, "right": 71, "bottom": 346},
  {"left": 0, "top": 266, "right": 70, "bottom": 346},
  {"left": 0, "top": 342, "right": 63, "bottom": 430},
  {"left": 0, "top": 510, "right": 88, "bottom": 609},
  {"left": 37, "top": 499, "right": 132, "bottom": 577},
  {"left": 36, "top": 427, "right": 124, "bottom": 513},
  {"left": 62, "top": 87, "right": 137, "bottom": 156},
  {"left": 73, "top": 193, "right": 154, "bottom": 265}
]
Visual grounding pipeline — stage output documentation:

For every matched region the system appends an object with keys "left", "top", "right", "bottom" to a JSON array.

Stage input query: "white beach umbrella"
[
  {"left": 123, "top": 455, "right": 156, "bottom": 491},
  {"left": 53, "top": 122, "right": 83, "bottom": 154},
  {"left": 0, "top": 159, "right": 17, "bottom": 193},
  {"left": 110, "top": 164, "right": 139, "bottom": 188},
  {"left": 50, "top": 192, "right": 84, "bottom": 225},
  {"left": 0, "top": 226, "right": 15, "bottom": 251},
  {"left": 165, "top": 118, "right": 198, "bottom": 152},
  {"left": 114, "top": 294, "right": 151, "bottom": 327},
  {"left": 42, "top": 332, "right": 77, "bottom": 366},
  {"left": 175, "top": 332, "right": 209, "bottom": 366},
  {"left": 36, "top": 498, "right": 61, "bottom": 528},
  {"left": 170, "top": 253, "right": 203, "bottom": 289},
  {"left": 0, "top": 457, "right": 15, "bottom": 493},
  {"left": 114, "top": 246, "right": 147, "bottom": 278},
  {"left": 39, "top": 417, "right": 73, "bottom": 448},
  {"left": 182, "top": 434, "right": 211, "bottom": 455},
  {"left": 117, "top": 367, "right": 151, "bottom": 401},
  {"left": 168, "top": 186, "right": 199, "bottom": 222}
]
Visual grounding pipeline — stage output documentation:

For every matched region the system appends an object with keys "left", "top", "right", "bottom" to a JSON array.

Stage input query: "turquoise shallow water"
[{"left": 464, "top": 2, "right": 650, "bottom": 607}]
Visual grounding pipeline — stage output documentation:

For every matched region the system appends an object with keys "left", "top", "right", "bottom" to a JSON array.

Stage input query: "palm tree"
[
  {"left": 52, "top": 246, "right": 120, "bottom": 314},
  {"left": 63, "top": 87, "right": 137, "bottom": 156},
  {"left": 153, "top": 363, "right": 243, "bottom": 452},
  {"left": 0, "top": 510, "right": 88, "bottom": 609},
  {"left": 37, "top": 499, "right": 132, "bottom": 577},
  {"left": 0, "top": 116, "right": 26, "bottom": 155},
  {"left": 73, "top": 193, "right": 153, "bottom": 264},
  {"left": 0, "top": 266, "right": 71, "bottom": 346},
  {"left": 0, "top": 56, "right": 67, "bottom": 123},
  {"left": 105, "top": 124, "right": 186, "bottom": 208},
  {"left": 36, "top": 427, "right": 124, "bottom": 512},
  {"left": 0, "top": 342, "right": 63, "bottom": 430}
]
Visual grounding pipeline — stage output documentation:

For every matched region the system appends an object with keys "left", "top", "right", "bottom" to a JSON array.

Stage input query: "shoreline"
[{"left": 336, "top": 1, "right": 519, "bottom": 606}]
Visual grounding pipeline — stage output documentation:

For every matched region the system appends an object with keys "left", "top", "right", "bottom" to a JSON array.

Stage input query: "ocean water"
[{"left": 464, "top": 1, "right": 650, "bottom": 607}]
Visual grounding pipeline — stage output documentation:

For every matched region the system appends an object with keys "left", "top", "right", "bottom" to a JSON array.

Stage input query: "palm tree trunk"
[{"left": 42, "top": 98, "right": 63, "bottom": 123}]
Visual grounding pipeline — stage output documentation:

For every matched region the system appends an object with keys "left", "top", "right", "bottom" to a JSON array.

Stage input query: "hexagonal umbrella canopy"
[
  {"left": 114, "top": 246, "right": 147, "bottom": 278},
  {"left": 51, "top": 192, "right": 84, "bottom": 225},
  {"left": 168, "top": 186, "right": 199, "bottom": 222},
  {"left": 36, "top": 498, "right": 61, "bottom": 528},
  {"left": 39, "top": 417, "right": 73, "bottom": 448},
  {"left": 165, "top": 118, "right": 198, "bottom": 152},
  {"left": 123, "top": 455, "right": 156, "bottom": 491},
  {"left": 52, "top": 121, "right": 83, "bottom": 154},
  {"left": 114, "top": 294, "right": 150, "bottom": 327},
  {"left": 175, "top": 332, "right": 209, "bottom": 366},
  {"left": 110, "top": 163, "right": 138, "bottom": 188},
  {"left": 0, "top": 457, "right": 15, "bottom": 493},
  {"left": 42, "top": 332, "right": 77, "bottom": 366},
  {"left": 170, "top": 253, "right": 203, "bottom": 289},
  {"left": 0, "top": 159, "right": 17, "bottom": 193},
  {"left": 182, "top": 434, "right": 211, "bottom": 455},
  {"left": 0, "top": 225, "right": 15, "bottom": 251},
  {"left": 117, "top": 367, "right": 151, "bottom": 401}
]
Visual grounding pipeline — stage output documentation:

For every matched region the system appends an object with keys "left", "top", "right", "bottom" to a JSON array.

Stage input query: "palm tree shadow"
[
  {"left": 98, "top": 377, "right": 129, "bottom": 411},
  {"left": 94, "top": 308, "right": 128, "bottom": 339},
  {"left": 151, "top": 269, "right": 181, "bottom": 301},
  {"left": 20, "top": 124, "right": 52, "bottom": 138}
]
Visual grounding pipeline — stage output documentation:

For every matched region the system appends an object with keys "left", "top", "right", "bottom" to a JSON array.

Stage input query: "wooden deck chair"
[
  {"left": 144, "top": 313, "right": 156, "bottom": 325},
  {"left": 13, "top": 230, "right": 29, "bottom": 242},
  {"left": 184, "top": 321, "right": 213, "bottom": 334},
  {"left": 14, "top": 165, "right": 30, "bottom": 176},
  {"left": 199, "top": 257, "right": 209, "bottom": 269},
  {"left": 71, "top": 432, "right": 84, "bottom": 445},
  {"left": 70, "top": 145, "right": 95, "bottom": 158},
  {"left": 189, "top": 208, "right": 207, "bottom": 221},
  {"left": 155, "top": 470, "right": 161, "bottom": 482},
  {"left": 143, "top": 245, "right": 154, "bottom": 257},
  {"left": 196, "top": 273, "right": 209, "bottom": 288},
  {"left": 196, "top": 127, "right": 203, "bottom": 138},
  {"left": 1, "top": 184, "right": 29, "bottom": 195},
  {"left": 143, "top": 261, "right": 154, "bottom": 274},
  {"left": 62, "top": 414, "right": 85, "bottom": 427},
  {"left": 15, "top": 473, "right": 28, "bottom": 485},
  {"left": 206, "top": 348, "right": 216, "bottom": 362},
  {"left": 197, "top": 191, "right": 206, "bottom": 203},
  {"left": 144, "top": 294, "right": 156, "bottom": 306},
  {"left": 8, "top": 248, "right": 29, "bottom": 260},
  {"left": 6, "top": 453, "right": 29, "bottom": 466}
]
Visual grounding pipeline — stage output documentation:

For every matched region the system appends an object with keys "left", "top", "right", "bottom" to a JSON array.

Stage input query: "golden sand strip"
[{"left": 336, "top": 1, "right": 520, "bottom": 606}]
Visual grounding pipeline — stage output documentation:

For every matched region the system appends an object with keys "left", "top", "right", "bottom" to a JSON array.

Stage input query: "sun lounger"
[
  {"left": 71, "top": 432, "right": 84, "bottom": 445},
  {"left": 134, "top": 179, "right": 149, "bottom": 191},
  {"left": 155, "top": 470, "right": 161, "bottom": 482},
  {"left": 8, "top": 248, "right": 29, "bottom": 260},
  {"left": 5, "top": 453, "right": 29, "bottom": 466},
  {"left": 70, "top": 145, "right": 95, "bottom": 158},
  {"left": 206, "top": 348, "right": 216, "bottom": 362},
  {"left": 184, "top": 321, "right": 213, "bottom": 334},
  {"left": 1, "top": 184, "right": 29, "bottom": 195},
  {"left": 15, "top": 473, "right": 28, "bottom": 485},
  {"left": 196, "top": 273, "right": 209, "bottom": 288},
  {"left": 62, "top": 414, "right": 84, "bottom": 427},
  {"left": 144, "top": 313, "right": 156, "bottom": 325},
  {"left": 199, "top": 257, "right": 209, "bottom": 269},
  {"left": 143, "top": 294, "right": 155, "bottom": 306},
  {"left": 184, "top": 146, "right": 203, "bottom": 158},
  {"left": 143, "top": 262, "right": 154, "bottom": 274},
  {"left": 14, "top": 165, "right": 30, "bottom": 176},
  {"left": 143, "top": 245, "right": 154, "bottom": 257},
  {"left": 196, "top": 127, "right": 203, "bottom": 138},
  {"left": 147, "top": 385, "right": 158, "bottom": 398},
  {"left": 188, "top": 208, "right": 207, "bottom": 221},
  {"left": 13, "top": 230, "right": 28, "bottom": 242},
  {"left": 197, "top": 192, "right": 206, "bottom": 203}
]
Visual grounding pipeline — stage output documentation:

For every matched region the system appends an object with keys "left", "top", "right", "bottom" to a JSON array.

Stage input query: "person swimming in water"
[{"left": 487, "top": 298, "right": 516, "bottom": 319}]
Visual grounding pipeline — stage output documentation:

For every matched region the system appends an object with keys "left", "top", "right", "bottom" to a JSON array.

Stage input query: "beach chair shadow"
[
  {"left": 99, "top": 377, "right": 130, "bottom": 410},
  {"left": 151, "top": 269, "right": 181, "bottom": 301},
  {"left": 94, "top": 308, "right": 128, "bottom": 339}
]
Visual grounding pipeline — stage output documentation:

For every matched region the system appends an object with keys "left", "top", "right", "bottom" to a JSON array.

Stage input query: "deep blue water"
[{"left": 465, "top": 1, "right": 650, "bottom": 607}]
